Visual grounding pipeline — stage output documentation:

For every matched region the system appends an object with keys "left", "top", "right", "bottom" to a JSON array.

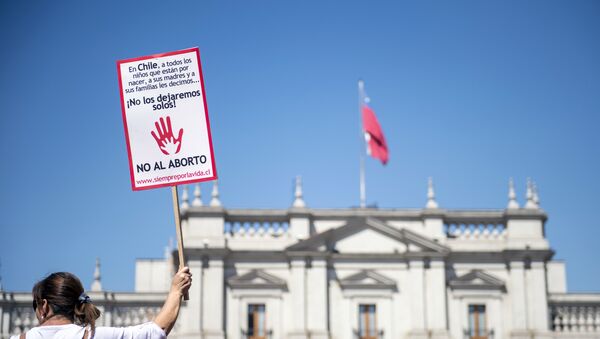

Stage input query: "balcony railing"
[
  {"left": 224, "top": 210, "right": 290, "bottom": 238},
  {"left": 241, "top": 329, "right": 273, "bottom": 339},
  {"left": 353, "top": 329, "right": 384, "bottom": 339},
  {"left": 462, "top": 328, "right": 494, "bottom": 339},
  {"left": 549, "top": 294, "right": 600, "bottom": 333},
  {"left": 445, "top": 223, "right": 506, "bottom": 240}
]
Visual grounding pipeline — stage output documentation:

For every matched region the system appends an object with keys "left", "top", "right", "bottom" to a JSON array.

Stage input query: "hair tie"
[{"left": 78, "top": 293, "right": 91, "bottom": 304}]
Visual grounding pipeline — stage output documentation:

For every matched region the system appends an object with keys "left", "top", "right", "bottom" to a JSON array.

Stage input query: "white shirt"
[{"left": 11, "top": 322, "right": 166, "bottom": 339}]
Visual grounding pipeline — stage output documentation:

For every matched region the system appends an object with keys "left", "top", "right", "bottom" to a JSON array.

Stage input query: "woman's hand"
[{"left": 170, "top": 266, "right": 192, "bottom": 298}]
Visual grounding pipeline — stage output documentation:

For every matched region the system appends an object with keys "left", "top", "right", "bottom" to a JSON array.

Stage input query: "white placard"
[{"left": 117, "top": 48, "right": 217, "bottom": 190}]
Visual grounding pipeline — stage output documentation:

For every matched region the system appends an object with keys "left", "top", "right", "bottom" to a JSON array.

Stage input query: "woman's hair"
[{"left": 32, "top": 272, "right": 101, "bottom": 333}]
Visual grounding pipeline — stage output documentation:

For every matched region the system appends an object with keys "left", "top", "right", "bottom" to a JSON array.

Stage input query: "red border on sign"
[{"left": 116, "top": 47, "right": 218, "bottom": 191}]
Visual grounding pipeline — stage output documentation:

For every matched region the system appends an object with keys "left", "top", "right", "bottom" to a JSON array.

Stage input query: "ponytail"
[{"left": 74, "top": 297, "right": 101, "bottom": 334}]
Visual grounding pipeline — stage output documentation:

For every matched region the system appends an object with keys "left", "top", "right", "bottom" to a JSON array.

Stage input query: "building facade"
[{"left": 2, "top": 179, "right": 600, "bottom": 339}]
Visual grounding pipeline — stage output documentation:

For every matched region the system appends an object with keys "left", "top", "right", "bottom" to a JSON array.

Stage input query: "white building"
[{"left": 2, "top": 178, "right": 600, "bottom": 339}]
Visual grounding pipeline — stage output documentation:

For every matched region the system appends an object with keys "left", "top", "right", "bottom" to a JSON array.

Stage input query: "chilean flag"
[{"left": 362, "top": 102, "right": 389, "bottom": 165}]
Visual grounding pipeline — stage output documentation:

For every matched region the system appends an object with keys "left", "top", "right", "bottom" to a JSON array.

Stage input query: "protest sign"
[
  {"left": 117, "top": 47, "right": 217, "bottom": 191},
  {"left": 117, "top": 48, "right": 217, "bottom": 300}
]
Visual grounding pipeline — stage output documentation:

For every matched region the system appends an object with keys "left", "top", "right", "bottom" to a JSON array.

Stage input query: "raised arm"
[{"left": 153, "top": 266, "right": 192, "bottom": 335}]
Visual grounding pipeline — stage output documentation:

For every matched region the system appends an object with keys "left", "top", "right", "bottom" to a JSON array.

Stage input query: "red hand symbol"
[{"left": 150, "top": 116, "right": 184, "bottom": 155}]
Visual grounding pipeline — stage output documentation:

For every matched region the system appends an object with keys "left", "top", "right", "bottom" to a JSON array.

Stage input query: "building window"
[
  {"left": 247, "top": 304, "right": 266, "bottom": 339},
  {"left": 358, "top": 304, "right": 377, "bottom": 339},
  {"left": 468, "top": 305, "right": 487, "bottom": 339}
]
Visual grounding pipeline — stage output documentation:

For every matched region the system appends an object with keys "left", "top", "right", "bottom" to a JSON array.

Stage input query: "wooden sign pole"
[{"left": 171, "top": 185, "right": 189, "bottom": 300}]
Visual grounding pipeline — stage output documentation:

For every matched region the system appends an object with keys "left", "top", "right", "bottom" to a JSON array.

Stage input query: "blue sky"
[{"left": 1, "top": 1, "right": 599, "bottom": 292}]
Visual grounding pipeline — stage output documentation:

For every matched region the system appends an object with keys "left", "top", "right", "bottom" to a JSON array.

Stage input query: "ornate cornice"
[
  {"left": 181, "top": 205, "right": 226, "bottom": 218},
  {"left": 187, "top": 207, "right": 548, "bottom": 224},
  {"left": 448, "top": 249, "right": 554, "bottom": 263}
]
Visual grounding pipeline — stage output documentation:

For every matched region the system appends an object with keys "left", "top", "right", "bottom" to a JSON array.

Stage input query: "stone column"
[
  {"left": 202, "top": 258, "right": 225, "bottom": 339},
  {"left": 0, "top": 304, "right": 6, "bottom": 338},
  {"left": 509, "top": 261, "right": 528, "bottom": 338},
  {"left": 408, "top": 260, "right": 427, "bottom": 339},
  {"left": 176, "top": 258, "right": 203, "bottom": 339},
  {"left": 101, "top": 302, "right": 112, "bottom": 327},
  {"left": 288, "top": 258, "right": 307, "bottom": 339},
  {"left": 226, "top": 285, "right": 239, "bottom": 339},
  {"left": 2, "top": 304, "right": 12, "bottom": 338},
  {"left": 425, "top": 260, "right": 449, "bottom": 339},
  {"left": 527, "top": 262, "right": 551, "bottom": 338},
  {"left": 307, "top": 258, "right": 328, "bottom": 339}
]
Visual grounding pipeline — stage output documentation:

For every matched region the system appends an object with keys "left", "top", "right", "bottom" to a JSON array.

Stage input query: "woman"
[{"left": 13, "top": 267, "right": 192, "bottom": 339}]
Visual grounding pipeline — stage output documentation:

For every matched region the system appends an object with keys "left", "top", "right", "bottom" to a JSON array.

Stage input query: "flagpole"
[{"left": 358, "top": 79, "right": 366, "bottom": 208}]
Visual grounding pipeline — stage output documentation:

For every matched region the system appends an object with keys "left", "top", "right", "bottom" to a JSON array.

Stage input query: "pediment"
[
  {"left": 228, "top": 270, "right": 287, "bottom": 289},
  {"left": 339, "top": 270, "right": 397, "bottom": 290},
  {"left": 336, "top": 228, "right": 409, "bottom": 253},
  {"left": 286, "top": 217, "right": 449, "bottom": 255},
  {"left": 448, "top": 270, "right": 505, "bottom": 291}
]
